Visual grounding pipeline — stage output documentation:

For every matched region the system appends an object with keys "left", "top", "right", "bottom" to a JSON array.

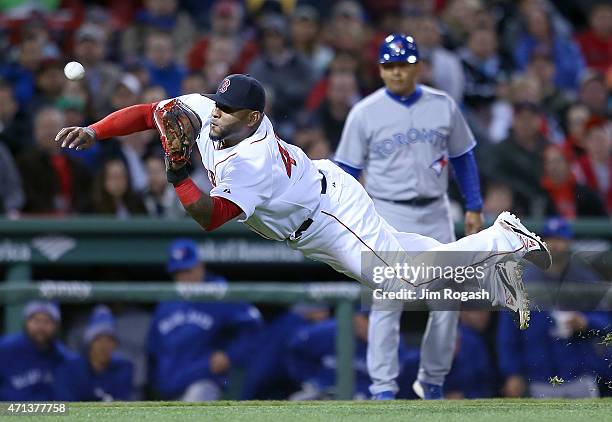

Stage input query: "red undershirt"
[{"left": 89, "top": 102, "right": 242, "bottom": 230}]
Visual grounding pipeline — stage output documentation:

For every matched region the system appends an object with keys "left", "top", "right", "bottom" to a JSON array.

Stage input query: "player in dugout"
[{"left": 55, "top": 69, "right": 552, "bottom": 332}]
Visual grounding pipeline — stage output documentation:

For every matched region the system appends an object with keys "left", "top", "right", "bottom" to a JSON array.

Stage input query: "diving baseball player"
[
  {"left": 55, "top": 74, "right": 551, "bottom": 359},
  {"left": 334, "top": 34, "right": 482, "bottom": 400}
]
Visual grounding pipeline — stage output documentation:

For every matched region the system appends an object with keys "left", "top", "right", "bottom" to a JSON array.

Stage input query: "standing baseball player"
[
  {"left": 55, "top": 74, "right": 551, "bottom": 351},
  {"left": 334, "top": 34, "right": 483, "bottom": 400}
]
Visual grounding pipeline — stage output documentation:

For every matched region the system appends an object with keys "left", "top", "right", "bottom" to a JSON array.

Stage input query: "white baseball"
[{"left": 64, "top": 61, "right": 85, "bottom": 81}]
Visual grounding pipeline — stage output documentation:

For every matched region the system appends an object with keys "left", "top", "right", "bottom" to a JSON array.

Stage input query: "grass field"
[{"left": 4, "top": 399, "right": 611, "bottom": 422}]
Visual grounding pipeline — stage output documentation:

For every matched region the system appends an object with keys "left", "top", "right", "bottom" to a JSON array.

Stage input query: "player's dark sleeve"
[
  {"left": 335, "top": 161, "right": 362, "bottom": 180},
  {"left": 449, "top": 149, "right": 483, "bottom": 211},
  {"left": 89, "top": 102, "right": 159, "bottom": 140}
]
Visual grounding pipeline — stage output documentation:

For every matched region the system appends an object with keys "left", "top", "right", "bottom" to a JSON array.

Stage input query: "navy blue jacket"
[
  {"left": 498, "top": 262, "right": 611, "bottom": 383},
  {"left": 497, "top": 310, "right": 610, "bottom": 383},
  {"left": 241, "top": 311, "right": 323, "bottom": 400},
  {"left": 285, "top": 319, "right": 370, "bottom": 397},
  {"left": 0, "top": 333, "right": 75, "bottom": 401},
  {"left": 53, "top": 354, "right": 134, "bottom": 401},
  {"left": 445, "top": 324, "right": 495, "bottom": 398},
  {"left": 148, "top": 279, "right": 263, "bottom": 398}
]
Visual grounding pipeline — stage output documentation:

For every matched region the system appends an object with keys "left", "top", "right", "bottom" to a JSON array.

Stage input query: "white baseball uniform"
[{"left": 159, "top": 93, "right": 521, "bottom": 324}]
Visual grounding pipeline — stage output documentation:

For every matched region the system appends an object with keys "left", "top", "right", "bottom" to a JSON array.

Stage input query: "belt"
[
  {"left": 373, "top": 196, "right": 440, "bottom": 207},
  {"left": 293, "top": 171, "right": 327, "bottom": 240}
]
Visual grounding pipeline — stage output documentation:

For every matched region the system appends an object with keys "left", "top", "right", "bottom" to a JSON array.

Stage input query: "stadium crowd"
[
  {"left": 0, "top": 0, "right": 609, "bottom": 220},
  {"left": 0, "top": 0, "right": 611, "bottom": 402}
]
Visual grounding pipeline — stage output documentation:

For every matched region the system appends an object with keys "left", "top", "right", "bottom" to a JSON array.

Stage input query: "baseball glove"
[{"left": 153, "top": 99, "right": 202, "bottom": 170}]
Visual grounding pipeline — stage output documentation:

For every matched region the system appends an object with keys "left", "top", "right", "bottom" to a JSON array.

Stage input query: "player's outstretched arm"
[
  {"left": 167, "top": 165, "right": 242, "bottom": 231},
  {"left": 54, "top": 102, "right": 159, "bottom": 150}
]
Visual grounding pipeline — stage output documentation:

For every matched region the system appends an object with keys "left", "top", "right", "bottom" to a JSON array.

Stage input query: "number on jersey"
[{"left": 276, "top": 139, "right": 296, "bottom": 178}]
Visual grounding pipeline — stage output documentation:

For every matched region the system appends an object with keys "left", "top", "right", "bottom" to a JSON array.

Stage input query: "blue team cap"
[
  {"left": 205, "top": 74, "right": 266, "bottom": 112},
  {"left": 166, "top": 238, "right": 200, "bottom": 273},
  {"left": 83, "top": 305, "right": 117, "bottom": 345},
  {"left": 542, "top": 217, "right": 573, "bottom": 240},
  {"left": 23, "top": 300, "right": 61, "bottom": 323}
]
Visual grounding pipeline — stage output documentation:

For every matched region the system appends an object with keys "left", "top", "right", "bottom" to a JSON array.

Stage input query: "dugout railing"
[{"left": 1, "top": 217, "right": 611, "bottom": 399}]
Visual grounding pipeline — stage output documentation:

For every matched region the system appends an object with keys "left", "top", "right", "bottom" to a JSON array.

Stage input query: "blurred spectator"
[
  {"left": 482, "top": 181, "right": 514, "bottom": 221},
  {"left": 575, "top": 3, "right": 612, "bottom": 73},
  {"left": 248, "top": 13, "right": 315, "bottom": 137},
  {"left": 574, "top": 118, "right": 612, "bottom": 213},
  {"left": 147, "top": 239, "right": 263, "bottom": 401},
  {"left": 441, "top": 0, "right": 490, "bottom": 49},
  {"left": 241, "top": 304, "right": 331, "bottom": 400},
  {"left": 497, "top": 217, "right": 610, "bottom": 398},
  {"left": 0, "top": 301, "right": 73, "bottom": 400},
  {"left": 286, "top": 312, "right": 371, "bottom": 400},
  {"left": 444, "top": 311, "right": 495, "bottom": 399},
  {"left": 121, "top": 0, "right": 196, "bottom": 66},
  {"left": 540, "top": 145, "right": 607, "bottom": 219},
  {"left": 16, "top": 107, "right": 91, "bottom": 215},
  {"left": 325, "top": 1, "right": 371, "bottom": 55},
  {"left": 313, "top": 71, "right": 361, "bottom": 150},
  {"left": 513, "top": 4, "right": 585, "bottom": 91},
  {"left": 562, "top": 104, "right": 591, "bottom": 160},
  {"left": 405, "top": 14, "right": 464, "bottom": 103},
  {"left": 73, "top": 23, "right": 121, "bottom": 120},
  {"left": 459, "top": 27, "right": 508, "bottom": 111},
  {"left": 187, "top": 1, "right": 258, "bottom": 75},
  {"left": 291, "top": 113, "right": 331, "bottom": 160},
  {"left": 305, "top": 50, "right": 362, "bottom": 112},
  {"left": 142, "top": 155, "right": 184, "bottom": 218},
  {"left": 54, "top": 306, "right": 134, "bottom": 401},
  {"left": 0, "top": 35, "right": 45, "bottom": 108},
  {"left": 579, "top": 71, "right": 610, "bottom": 118},
  {"left": 141, "top": 85, "right": 168, "bottom": 104},
  {"left": 200, "top": 35, "right": 239, "bottom": 92},
  {"left": 526, "top": 52, "right": 574, "bottom": 124},
  {"left": 481, "top": 102, "right": 549, "bottom": 215},
  {"left": 0, "top": 142, "right": 24, "bottom": 217},
  {"left": 110, "top": 74, "right": 142, "bottom": 112},
  {"left": 143, "top": 31, "right": 187, "bottom": 98},
  {"left": 90, "top": 158, "right": 147, "bottom": 217},
  {"left": 31, "top": 59, "right": 65, "bottom": 112},
  {"left": 181, "top": 73, "right": 207, "bottom": 96},
  {"left": 0, "top": 81, "right": 31, "bottom": 156},
  {"left": 290, "top": 5, "right": 333, "bottom": 80}
]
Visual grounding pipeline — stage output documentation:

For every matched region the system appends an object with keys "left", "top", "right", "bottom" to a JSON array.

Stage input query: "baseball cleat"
[
  {"left": 371, "top": 391, "right": 396, "bottom": 400},
  {"left": 495, "top": 260, "right": 530, "bottom": 330},
  {"left": 495, "top": 212, "right": 552, "bottom": 270},
  {"left": 412, "top": 380, "right": 443, "bottom": 400}
]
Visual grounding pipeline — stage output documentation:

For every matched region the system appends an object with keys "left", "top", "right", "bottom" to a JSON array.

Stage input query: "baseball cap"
[
  {"left": 23, "top": 301, "right": 61, "bottom": 323},
  {"left": 83, "top": 305, "right": 117, "bottom": 345},
  {"left": 205, "top": 74, "right": 266, "bottom": 113},
  {"left": 117, "top": 73, "right": 142, "bottom": 96},
  {"left": 542, "top": 217, "right": 573, "bottom": 240},
  {"left": 167, "top": 238, "right": 200, "bottom": 273}
]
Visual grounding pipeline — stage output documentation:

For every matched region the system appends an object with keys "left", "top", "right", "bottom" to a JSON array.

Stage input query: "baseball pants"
[{"left": 368, "top": 196, "right": 459, "bottom": 395}]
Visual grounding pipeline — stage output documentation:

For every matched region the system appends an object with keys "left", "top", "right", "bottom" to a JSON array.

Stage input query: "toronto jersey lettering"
[
  {"left": 335, "top": 85, "right": 476, "bottom": 200},
  {"left": 158, "top": 94, "right": 323, "bottom": 241}
]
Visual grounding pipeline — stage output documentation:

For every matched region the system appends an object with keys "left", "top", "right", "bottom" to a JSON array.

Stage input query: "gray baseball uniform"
[{"left": 335, "top": 84, "right": 476, "bottom": 394}]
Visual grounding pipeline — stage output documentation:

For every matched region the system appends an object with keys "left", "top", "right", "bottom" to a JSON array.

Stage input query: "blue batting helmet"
[{"left": 379, "top": 33, "right": 419, "bottom": 64}]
